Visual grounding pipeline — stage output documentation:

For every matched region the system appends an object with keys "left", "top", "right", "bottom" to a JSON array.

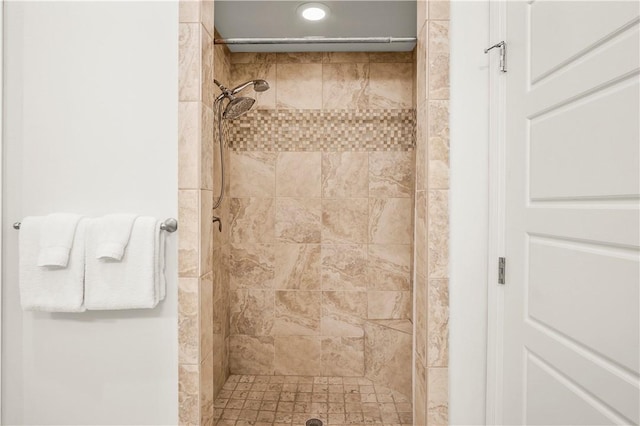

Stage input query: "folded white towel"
[
  {"left": 37, "top": 213, "right": 83, "bottom": 267},
  {"left": 94, "top": 214, "right": 138, "bottom": 260},
  {"left": 85, "top": 216, "right": 166, "bottom": 310},
  {"left": 19, "top": 216, "right": 87, "bottom": 312}
]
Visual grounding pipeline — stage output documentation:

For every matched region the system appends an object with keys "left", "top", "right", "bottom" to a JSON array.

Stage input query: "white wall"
[
  {"left": 2, "top": 2, "right": 178, "bottom": 424},
  {"left": 449, "top": 1, "right": 490, "bottom": 424}
]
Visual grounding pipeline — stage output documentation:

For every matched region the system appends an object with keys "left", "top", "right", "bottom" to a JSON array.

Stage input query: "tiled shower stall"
[{"left": 177, "top": 1, "right": 449, "bottom": 424}]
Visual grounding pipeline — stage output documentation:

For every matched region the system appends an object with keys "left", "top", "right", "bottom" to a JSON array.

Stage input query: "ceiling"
[{"left": 214, "top": 1, "right": 417, "bottom": 52}]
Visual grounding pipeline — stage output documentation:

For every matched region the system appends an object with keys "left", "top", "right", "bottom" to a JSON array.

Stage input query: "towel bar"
[{"left": 12, "top": 217, "right": 179, "bottom": 233}]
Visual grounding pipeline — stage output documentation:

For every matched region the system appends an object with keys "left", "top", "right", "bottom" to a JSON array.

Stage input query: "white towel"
[
  {"left": 19, "top": 216, "right": 86, "bottom": 312},
  {"left": 85, "top": 216, "right": 166, "bottom": 310},
  {"left": 37, "top": 213, "right": 83, "bottom": 267},
  {"left": 94, "top": 214, "right": 138, "bottom": 260}
]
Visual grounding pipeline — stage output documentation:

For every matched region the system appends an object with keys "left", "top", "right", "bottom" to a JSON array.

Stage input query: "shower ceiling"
[{"left": 214, "top": 0, "right": 417, "bottom": 52}]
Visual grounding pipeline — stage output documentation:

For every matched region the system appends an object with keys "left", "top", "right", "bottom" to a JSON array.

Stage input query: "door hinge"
[
  {"left": 498, "top": 257, "right": 506, "bottom": 285},
  {"left": 484, "top": 41, "right": 507, "bottom": 73}
]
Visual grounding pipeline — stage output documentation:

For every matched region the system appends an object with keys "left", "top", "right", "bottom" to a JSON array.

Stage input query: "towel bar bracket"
[{"left": 12, "top": 217, "right": 179, "bottom": 233}]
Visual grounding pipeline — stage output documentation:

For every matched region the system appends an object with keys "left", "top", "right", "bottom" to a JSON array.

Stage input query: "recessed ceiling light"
[{"left": 298, "top": 3, "right": 330, "bottom": 21}]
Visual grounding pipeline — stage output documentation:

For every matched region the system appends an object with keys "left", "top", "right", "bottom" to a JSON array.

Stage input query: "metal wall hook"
[
  {"left": 212, "top": 216, "right": 222, "bottom": 233},
  {"left": 485, "top": 41, "right": 507, "bottom": 73}
]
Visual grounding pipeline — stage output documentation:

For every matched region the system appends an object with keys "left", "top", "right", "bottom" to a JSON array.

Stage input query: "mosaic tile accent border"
[{"left": 228, "top": 109, "right": 415, "bottom": 152}]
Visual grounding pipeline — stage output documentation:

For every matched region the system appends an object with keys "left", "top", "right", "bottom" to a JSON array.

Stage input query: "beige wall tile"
[
  {"left": 275, "top": 198, "right": 322, "bottom": 244},
  {"left": 200, "top": 273, "right": 214, "bottom": 361},
  {"left": 275, "top": 336, "right": 322, "bottom": 375},
  {"left": 323, "top": 52, "right": 370, "bottom": 63},
  {"left": 179, "top": 278, "right": 199, "bottom": 365},
  {"left": 429, "top": 101, "right": 450, "bottom": 190},
  {"left": 201, "top": 0, "right": 214, "bottom": 38},
  {"left": 370, "top": 52, "right": 414, "bottom": 63},
  {"left": 367, "top": 291, "right": 412, "bottom": 319},
  {"left": 417, "top": 0, "right": 427, "bottom": 30},
  {"left": 367, "top": 244, "right": 411, "bottom": 291},
  {"left": 430, "top": 0, "right": 450, "bottom": 20},
  {"left": 415, "top": 272, "right": 428, "bottom": 366},
  {"left": 276, "top": 52, "right": 323, "bottom": 63},
  {"left": 364, "top": 321, "right": 412, "bottom": 398},
  {"left": 276, "top": 64, "right": 322, "bottom": 109},
  {"left": 321, "top": 291, "right": 367, "bottom": 337},
  {"left": 200, "top": 351, "right": 214, "bottom": 426},
  {"left": 179, "top": 102, "right": 200, "bottom": 189},
  {"left": 229, "top": 335, "right": 275, "bottom": 375},
  {"left": 179, "top": 363, "right": 200, "bottom": 425},
  {"left": 415, "top": 191, "right": 427, "bottom": 277},
  {"left": 212, "top": 332, "right": 226, "bottom": 397},
  {"left": 427, "top": 367, "right": 449, "bottom": 425},
  {"left": 429, "top": 52, "right": 450, "bottom": 100},
  {"left": 414, "top": 359, "right": 427, "bottom": 426},
  {"left": 321, "top": 244, "right": 367, "bottom": 291},
  {"left": 228, "top": 244, "right": 275, "bottom": 289},
  {"left": 274, "top": 244, "right": 321, "bottom": 290},
  {"left": 179, "top": 190, "right": 200, "bottom": 277},
  {"left": 231, "top": 63, "right": 277, "bottom": 109},
  {"left": 416, "top": 25, "right": 428, "bottom": 105},
  {"left": 230, "top": 151, "right": 276, "bottom": 197},
  {"left": 274, "top": 290, "right": 321, "bottom": 335},
  {"left": 229, "top": 198, "right": 275, "bottom": 244},
  {"left": 415, "top": 101, "right": 428, "bottom": 191},
  {"left": 276, "top": 152, "right": 321, "bottom": 197},
  {"left": 428, "top": 190, "right": 449, "bottom": 278},
  {"left": 322, "top": 63, "right": 369, "bottom": 110},
  {"left": 369, "top": 152, "right": 414, "bottom": 197},
  {"left": 200, "top": 190, "right": 213, "bottom": 274},
  {"left": 428, "top": 279, "right": 449, "bottom": 367},
  {"left": 212, "top": 249, "right": 224, "bottom": 334},
  {"left": 369, "top": 198, "right": 412, "bottom": 244},
  {"left": 201, "top": 29, "right": 214, "bottom": 108},
  {"left": 321, "top": 337, "right": 365, "bottom": 376},
  {"left": 369, "top": 63, "right": 413, "bottom": 109},
  {"left": 321, "top": 152, "right": 368, "bottom": 198},
  {"left": 179, "top": 23, "right": 201, "bottom": 102},
  {"left": 429, "top": 21, "right": 449, "bottom": 54},
  {"left": 322, "top": 198, "right": 368, "bottom": 244},
  {"left": 231, "top": 52, "right": 276, "bottom": 64},
  {"left": 201, "top": 104, "right": 214, "bottom": 190},
  {"left": 179, "top": 0, "right": 199, "bottom": 23},
  {"left": 230, "top": 289, "right": 274, "bottom": 335}
]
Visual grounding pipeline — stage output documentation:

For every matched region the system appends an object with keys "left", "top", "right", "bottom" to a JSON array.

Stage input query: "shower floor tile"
[{"left": 213, "top": 375, "right": 412, "bottom": 426}]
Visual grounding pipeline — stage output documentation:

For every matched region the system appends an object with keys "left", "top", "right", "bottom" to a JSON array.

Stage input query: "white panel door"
[{"left": 503, "top": 1, "right": 640, "bottom": 424}]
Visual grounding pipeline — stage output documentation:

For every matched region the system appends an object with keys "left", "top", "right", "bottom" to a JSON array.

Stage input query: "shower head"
[
  {"left": 230, "top": 79, "right": 270, "bottom": 95},
  {"left": 223, "top": 96, "right": 256, "bottom": 120}
]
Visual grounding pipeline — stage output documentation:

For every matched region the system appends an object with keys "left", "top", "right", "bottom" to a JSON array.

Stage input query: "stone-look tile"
[
  {"left": 369, "top": 198, "right": 412, "bottom": 244},
  {"left": 369, "top": 152, "right": 413, "bottom": 197},
  {"left": 417, "top": 0, "right": 427, "bottom": 29},
  {"left": 200, "top": 351, "right": 214, "bottom": 426},
  {"left": 414, "top": 359, "right": 427, "bottom": 426},
  {"left": 231, "top": 63, "right": 277, "bottom": 109},
  {"left": 179, "top": 0, "right": 199, "bottom": 23},
  {"left": 321, "top": 244, "right": 367, "bottom": 291},
  {"left": 201, "top": 104, "right": 214, "bottom": 190},
  {"left": 428, "top": 190, "right": 449, "bottom": 278},
  {"left": 276, "top": 52, "right": 323, "bottom": 63},
  {"left": 275, "top": 198, "right": 322, "bottom": 243},
  {"left": 415, "top": 272, "right": 428, "bottom": 366},
  {"left": 228, "top": 244, "right": 275, "bottom": 289},
  {"left": 276, "top": 64, "right": 322, "bottom": 109},
  {"left": 230, "top": 52, "right": 277, "bottom": 64},
  {"left": 429, "top": 52, "right": 450, "bottom": 101},
  {"left": 367, "top": 244, "right": 411, "bottom": 291},
  {"left": 430, "top": 0, "right": 450, "bottom": 19},
  {"left": 429, "top": 20, "right": 450, "bottom": 54},
  {"left": 274, "top": 244, "right": 321, "bottom": 290},
  {"left": 229, "top": 335, "right": 275, "bottom": 375},
  {"left": 415, "top": 191, "right": 427, "bottom": 278},
  {"left": 229, "top": 198, "right": 275, "bottom": 244},
  {"left": 230, "top": 289, "right": 274, "bottom": 336},
  {"left": 369, "top": 63, "right": 413, "bottom": 109},
  {"left": 428, "top": 279, "right": 449, "bottom": 367},
  {"left": 367, "top": 291, "right": 412, "bottom": 319},
  {"left": 201, "top": 0, "right": 214, "bottom": 37},
  {"left": 230, "top": 151, "right": 276, "bottom": 197},
  {"left": 276, "top": 152, "right": 321, "bottom": 197},
  {"left": 179, "top": 278, "right": 199, "bottom": 365},
  {"left": 322, "top": 63, "right": 369, "bottom": 109},
  {"left": 274, "top": 291, "right": 321, "bottom": 335},
  {"left": 429, "top": 101, "right": 450, "bottom": 190},
  {"left": 416, "top": 25, "right": 428, "bottom": 105},
  {"left": 322, "top": 199, "right": 368, "bottom": 244},
  {"left": 321, "top": 152, "right": 368, "bottom": 198},
  {"left": 179, "top": 363, "right": 199, "bottom": 425},
  {"left": 369, "top": 52, "right": 414, "bottom": 63},
  {"left": 275, "top": 336, "right": 322, "bottom": 375},
  {"left": 201, "top": 29, "right": 214, "bottom": 108},
  {"left": 179, "top": 102, "right": 200, "bottom": 189},
  {"left": 321, "top": 337, "right": 365, "bottom": 376},
  {"left": 415, "top": 101, "right": 428, "bottom": 191},
  {"left": 321, "top": 291, "right": 367, "bottom": 336},
  {"left": 200, "top": 273, "right": 214, "bottom": 360},
  {"left": 323, "top": 52, "right": 370, "bottom": 63},
  {"left": 364, "top": 321, "right": 412, "bottom": 398},
  {"left": 179, "top": 190, "right": 199, "bottom": 277},
  {"left": 212, "top": 332, "right": 226, "bottom": 397},
  {"left": 179, "top": 23, "right": 200, "bottom": 102},
  {"left": 200, "top": 190, "right": 213, "bottom": 274},
  {"left": 212, "top": 249, "right": 224, "bottom": 334},
  {"left": 427, "top": 368, "right": 449, "bottom": 425}
]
